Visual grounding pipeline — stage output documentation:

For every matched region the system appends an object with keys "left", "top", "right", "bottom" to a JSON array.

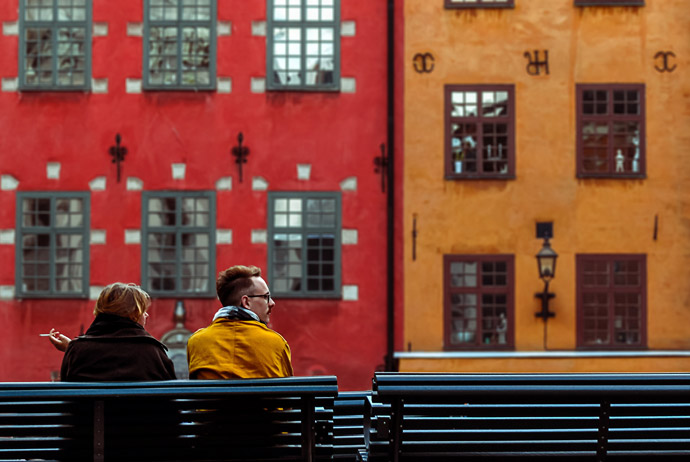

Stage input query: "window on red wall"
[
  {"left": 444, "top": 255, "right": 514, "bottom": 350},
  {"left": 576, "top": 84, "right": 645, "bottom": 178},
  {"left": 577, "top": 254, "right": 647, "bottom": 349},
  {"left": 445, "top": 0, "right": 514, "bottom": 8},
  {"left": 445, "top": 85, "right": 516, "bottom": 179}
]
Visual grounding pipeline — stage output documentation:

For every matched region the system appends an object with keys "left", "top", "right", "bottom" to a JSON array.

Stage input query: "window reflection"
[
  {"left": 145, "top": 194, "right": 213, "bottom": 294},
  {"left": 19, "top": 194, "right": 87, "bottom": 295},
  {"left": 24, "top": 1, "right": 87, "bottom": 88},
  {"left": 271, "top": 1, "right": 338, "bottom": 88},
  {"left": 147, "top": 0, "right": 212, "bottom": 87}
]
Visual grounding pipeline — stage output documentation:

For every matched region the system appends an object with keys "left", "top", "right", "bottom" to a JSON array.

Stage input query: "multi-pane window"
[
  {"left": 577, "top": 254, "right": 646, "bottom": 349},
  {"left": 444, "top": 255, "right": 514, "bottom": 350},
  {"left": 143, "top": 0, "right": 216, "bottom": 90},
  {"left": 445, "top": 0, "right": 514, "bottom": 8},
  {"left": 574, "top": 1, "right": 644, "bottom": 6},
  {"left": 577, "top": 84, "right": 645, "bottom": 177},
  {"left": 19, "top": 0, "right": 91, "bottom": 90},
  {"left": 445, "top": 85, "right": 515, "bottom": 179},
  {"left": 142, "top": 192, "right": 216, "bottom": 297},
  {"left": 16, "top": 193, "right": 89, "bottom": 297},
  {"left": 267, "top": 0, "right": 340, "bottom": 91},
  {"left": 268, "top": 192, "right": 341, "bottom": 297}
]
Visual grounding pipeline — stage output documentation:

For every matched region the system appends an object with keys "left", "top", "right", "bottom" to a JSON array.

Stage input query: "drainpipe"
[{"left": 384, "top": 0, "right": 396, "bottom": 372}]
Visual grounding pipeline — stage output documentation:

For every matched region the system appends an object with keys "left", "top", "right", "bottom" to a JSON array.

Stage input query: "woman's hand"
[{"left": 47, "top": 328, "right": 71, "bottom": 352}]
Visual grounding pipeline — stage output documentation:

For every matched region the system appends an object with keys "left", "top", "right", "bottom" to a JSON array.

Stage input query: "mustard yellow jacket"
[{"left": 187, "top": 318, "right": 293, "bottom": 379}]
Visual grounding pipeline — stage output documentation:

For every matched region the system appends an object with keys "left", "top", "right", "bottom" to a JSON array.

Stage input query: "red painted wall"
[{"left": 0, "top": 0, "right": 390, "bottom": 390}]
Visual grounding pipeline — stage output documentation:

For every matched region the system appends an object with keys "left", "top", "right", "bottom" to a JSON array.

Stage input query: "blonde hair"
[{"left": 94, "top": 283, "right": 151, "bottom": 323}]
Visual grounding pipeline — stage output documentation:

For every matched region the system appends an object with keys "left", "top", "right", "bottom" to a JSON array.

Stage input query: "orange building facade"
[{"left": 398, "top": 0, "right": 690, "bottom": 372}]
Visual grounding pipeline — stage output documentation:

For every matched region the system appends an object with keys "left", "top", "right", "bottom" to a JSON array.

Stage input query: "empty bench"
[
  {"left": 333, "top": 391, "right": 370, "bottom": 460},
  {"left": 0, "top": 376, "right": 338, "bottom": 462},
  {"left": 366, "top": 372, "right": 690, "bottom": 461}
]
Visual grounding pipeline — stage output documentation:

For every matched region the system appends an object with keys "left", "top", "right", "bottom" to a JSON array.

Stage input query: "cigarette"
[{"left": 39, "top": 333, "right": 54, "bottom": 337}]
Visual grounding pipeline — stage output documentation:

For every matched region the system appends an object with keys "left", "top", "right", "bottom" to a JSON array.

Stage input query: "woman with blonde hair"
[{"left": 50, "top": 283, "right": 175, "bottom": 381}]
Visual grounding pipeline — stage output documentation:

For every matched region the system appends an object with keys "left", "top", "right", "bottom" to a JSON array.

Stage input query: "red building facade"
[{"left": 0, "top": 0, "right": 391, "bottom": 390}]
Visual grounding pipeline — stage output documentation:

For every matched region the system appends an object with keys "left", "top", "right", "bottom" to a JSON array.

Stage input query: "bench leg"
[
  {"left": 301, "top": 396, "right": 315, "bottom": 462},
  {"left": 93, "top": 400, "right": 105, "bottom": 462}
]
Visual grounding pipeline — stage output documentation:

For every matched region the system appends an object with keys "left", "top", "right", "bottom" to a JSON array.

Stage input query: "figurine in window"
[
  {"left": 615, "top": 149, "right": 625, "bottom": 173},
  {"left": 456, "top": 136, "right": 476, "bottom": 173},
  {"left": 496, "top": 313, "right": 508, "bottom": 345}
]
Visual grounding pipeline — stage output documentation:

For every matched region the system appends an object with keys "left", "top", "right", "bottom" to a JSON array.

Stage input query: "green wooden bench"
[{"left": 0, "top": 376, "right": 338, "bottom": 462}]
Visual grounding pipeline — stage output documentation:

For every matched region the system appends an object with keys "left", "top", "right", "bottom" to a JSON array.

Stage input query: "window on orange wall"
[
  {"left": 577, "top": 254, "right": 647, "bottom": 349},
  {"left": 444, "top": 255, "right": 514, "bottom": 350},
  {"left": 19, "top": 0, "right": 92, "bottom": 91},
  {"left": 576, "top": 84, "right": 646, "bottom": 178},
  {"left": 445, "top": 0, "right": 514, "bottom": 8},
  {"left": 445, "top": 85, "right": 516, "bottom": 179},
  {"left": 574, "top": 0, "right": 644, "bottom": 6}
]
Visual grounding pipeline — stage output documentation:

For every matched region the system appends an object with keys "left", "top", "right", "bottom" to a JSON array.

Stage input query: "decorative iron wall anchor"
[
  {"left": 412, "top": 213, "right": 418, "bottom": 261},
  {"left": 413, "top": 52, "right": 435, "bottom": 74},
  {"left": 373, "top": 143, "right": 388, "bottom": 193},
  {"left": 231, "top": 132, "right": 250, "bottom": 183},
  {"left": 654, "top": 51, "right": 676, "bottom": 72},
  {"left": 524, "top": 50, "right": 549, "bottom": 76},
  {"left": 108, "top": 133, "right": 128, "bottom": 183}
]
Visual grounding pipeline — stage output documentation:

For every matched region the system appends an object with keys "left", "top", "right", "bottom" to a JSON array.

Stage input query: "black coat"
[{"left": 61, "top": 313, "right": 176, "bottom": 381}]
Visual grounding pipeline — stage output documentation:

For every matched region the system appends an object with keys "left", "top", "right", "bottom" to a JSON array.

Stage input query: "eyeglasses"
[{"left": 246, "top": 293, "right": 272, "bottom": 302}]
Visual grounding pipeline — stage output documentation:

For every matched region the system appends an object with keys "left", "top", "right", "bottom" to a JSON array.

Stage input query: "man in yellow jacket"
[{"left": 187, "top": 265, "right": 293, "bottom": 379}]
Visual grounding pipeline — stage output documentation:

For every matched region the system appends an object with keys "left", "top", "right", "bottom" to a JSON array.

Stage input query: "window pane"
[
  {"left": 23, "top": 198, "right": 51, "bottom": 227},
  {"left": 448, "top": 86, "right": 512, "bottom": 177},
  {"left": 446, "top": 256, "right": 512, "bottom": 350},
  {"left": 144, "top": 193, "right": 214, "bottom": 295},
  {"left": 579, "top": 255, "right": 645, "bottom": 348},
  {"left": 578, "top": 86, "right": 644, "bottom": 176},
  {"left": 18, "top": 193, "right": 89, "bottom": 296},
  {"left": 450, "top": 294, "right": 477, "bottom": 345},
  {"left": 450, "top": 261, "right": 477, "bottom": 287},
  {"left": 270, "top": 0, "right": 338, "bottom": 89},
  {"left": 270, "top": 193, "right": 339, "bottom": 295},
  {"left": 612, "top": 122, "right": 641, "bottom": 174},
  {"left": 581, "top": 122, "right": 609, "bottom": 173}
]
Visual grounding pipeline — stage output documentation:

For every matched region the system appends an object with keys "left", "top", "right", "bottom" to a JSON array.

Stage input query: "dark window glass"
[
  {"left": 268, "top": 192, "right": 341, "bottom": 298},
  {"left": 577, "top": 84, "right": 645, "bottom": 177},
  {"left": 577, "top": 254, "right": 646, "bottom": 349},
  {"left": 20, "top": 0, "right": 91, "bottom": 91},
  {"left": 445, "top": 255, "right": 514, "bottom": 350},
  {"left": 142, "top": 191, "right": 216, "bottom": 297},
  {"left": 16, "top": 193, "right": 89, "bottom": 297},
  {"left": 144, "top": 0, "right": 216, "bottom": 90},
  {"left": 446, "top": 85, "right": 515, "bottom": 179}
]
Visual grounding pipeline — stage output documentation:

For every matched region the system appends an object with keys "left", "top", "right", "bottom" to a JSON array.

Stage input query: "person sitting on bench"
[
  {"left": 47, "top": 282, "right": 176, "bottom": 381},
  {"left": 187, "top": 265, "right": 293, "bottom": 379}
]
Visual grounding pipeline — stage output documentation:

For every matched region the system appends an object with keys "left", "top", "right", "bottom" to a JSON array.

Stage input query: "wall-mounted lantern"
[{"left": 535, "top": 237, "right": 557, "bottom": 321}]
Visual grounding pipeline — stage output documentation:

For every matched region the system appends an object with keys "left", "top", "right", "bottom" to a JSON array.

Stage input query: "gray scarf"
[{"left": 212, "top": 305, "right": 263, "bottom": 324}]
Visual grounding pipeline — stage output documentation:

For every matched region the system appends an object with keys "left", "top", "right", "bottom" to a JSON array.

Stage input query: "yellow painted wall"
[
  {"left": 399, "top": 356, "right": 690, "bottom": 373},
  {"left": 402, "top": 0, "right": 690, "bottom": 368}
]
